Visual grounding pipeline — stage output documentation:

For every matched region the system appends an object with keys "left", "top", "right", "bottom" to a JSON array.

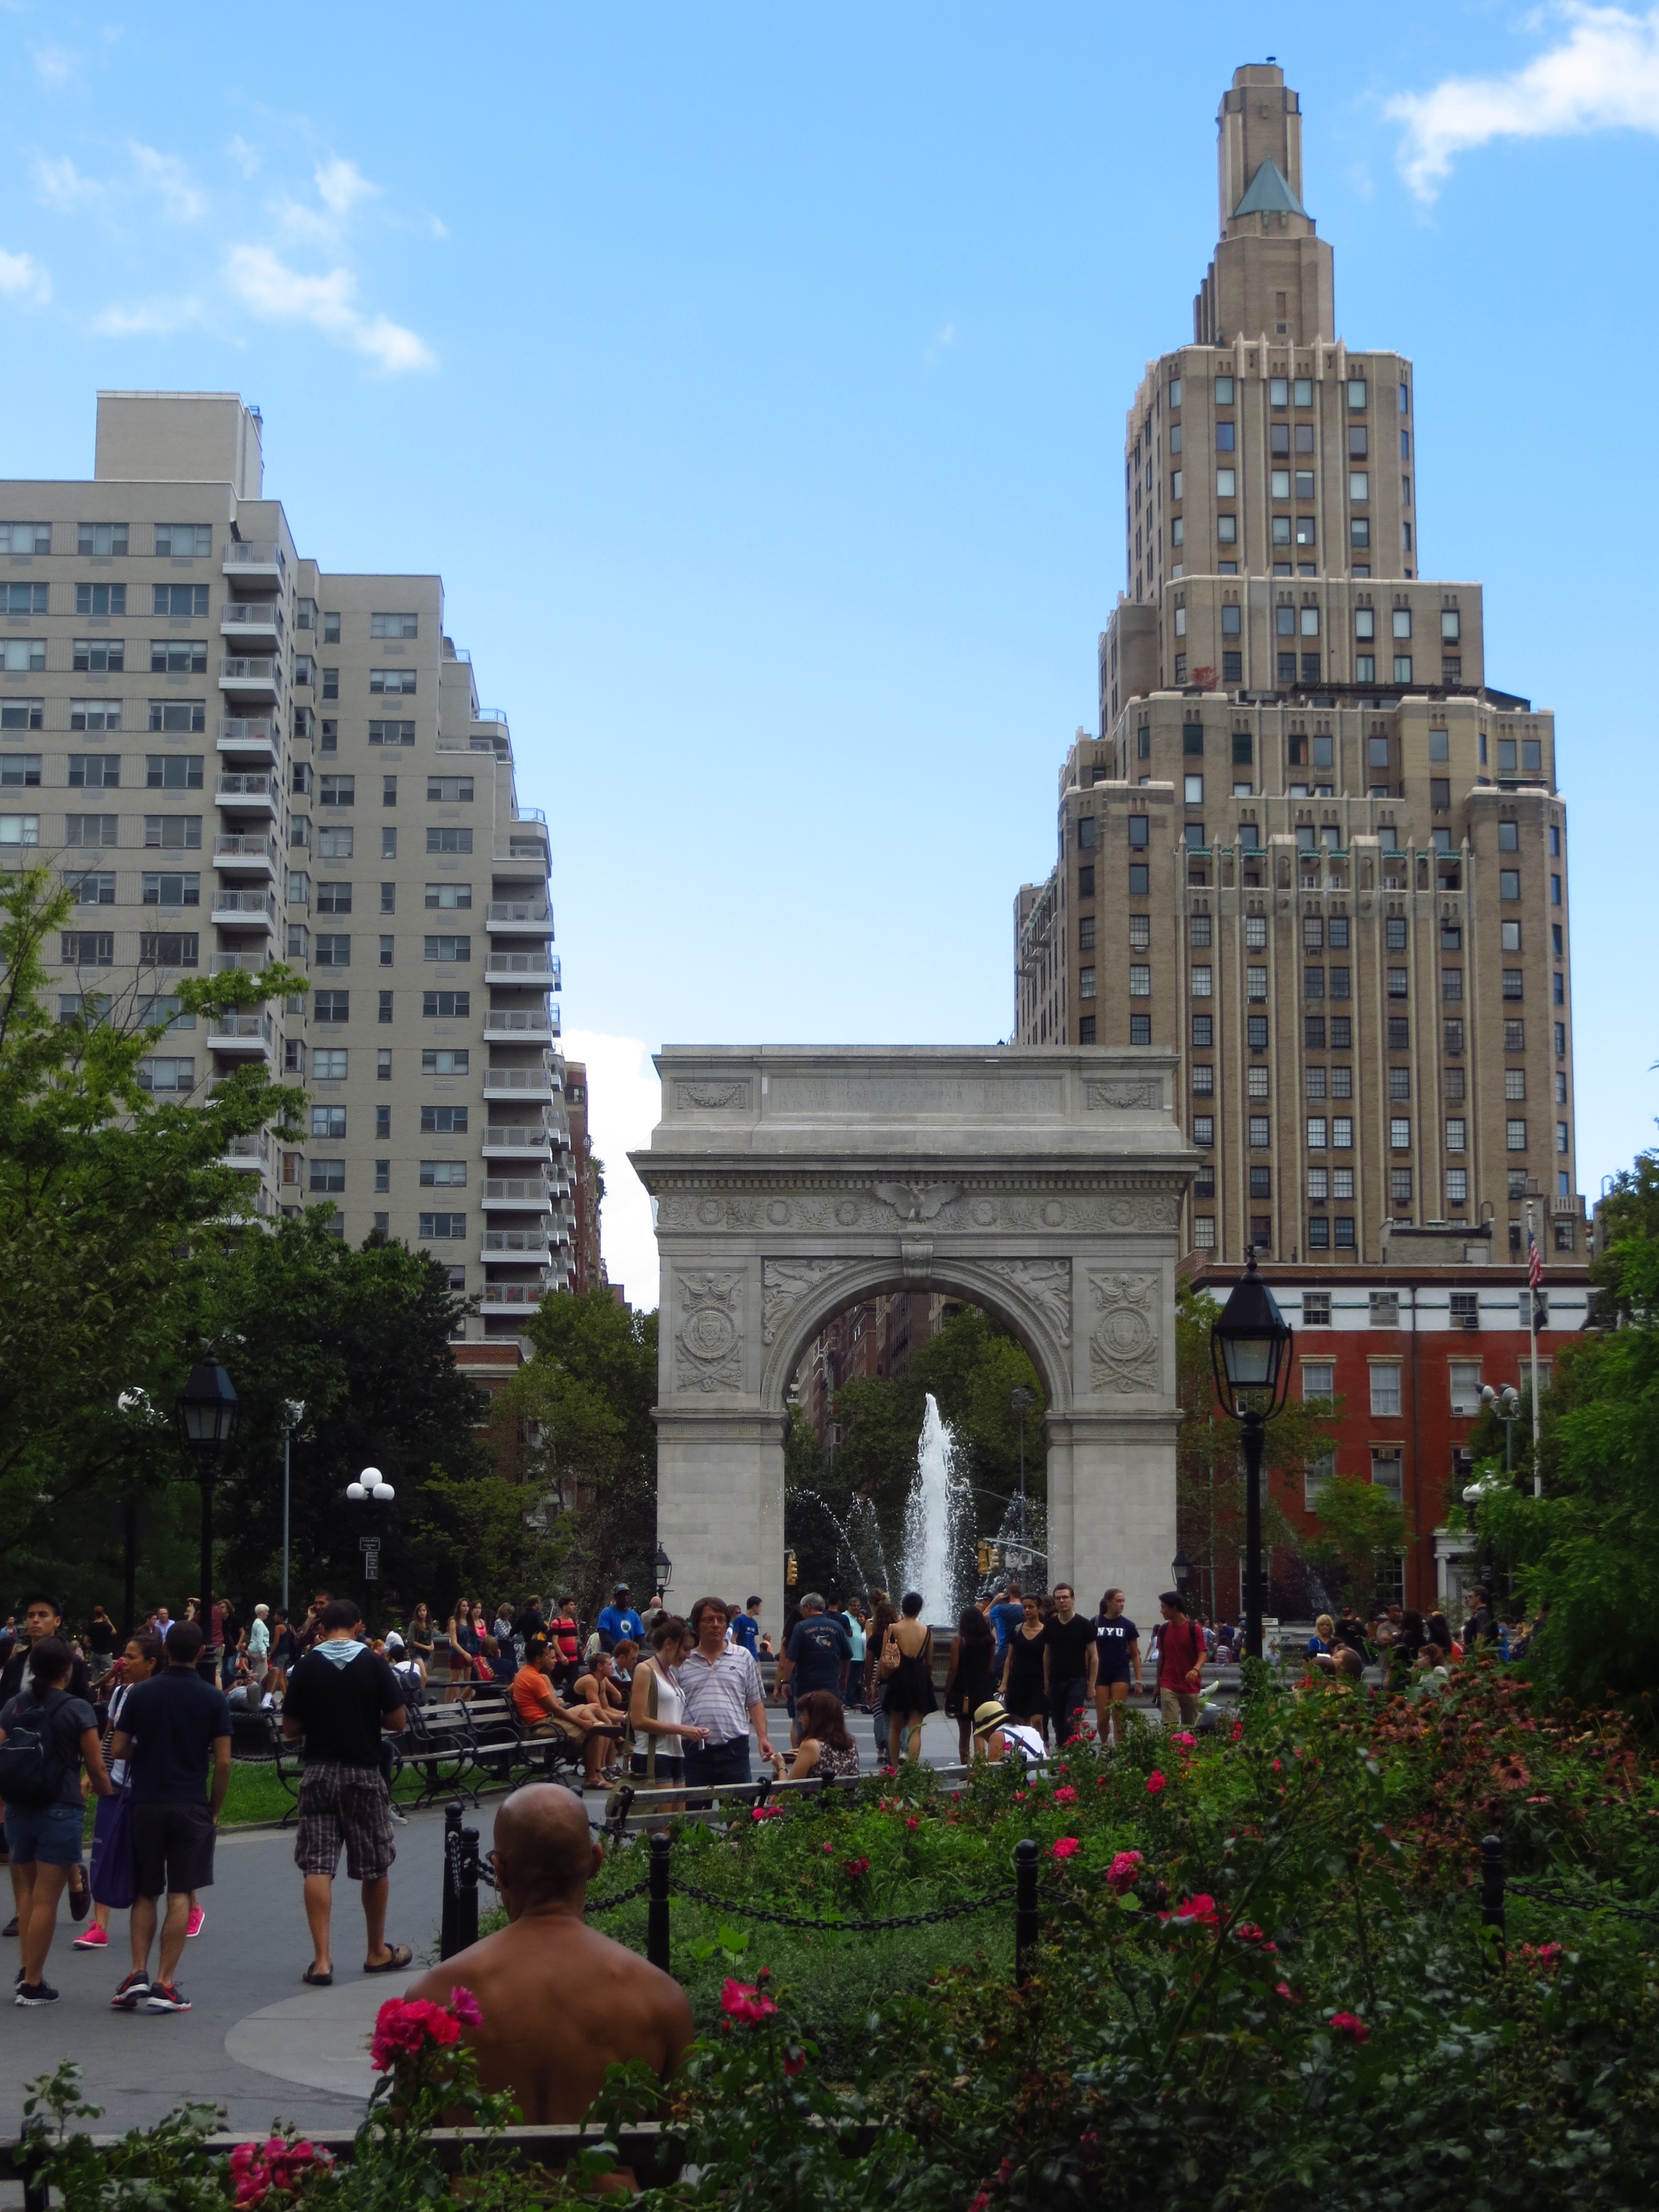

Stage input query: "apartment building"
[
  {"left": 1, "top": 390, "right": 574, "bottom": 1339},
  {"left": 1013, "top": 64, "right": 1583, "bottom": 1276}
]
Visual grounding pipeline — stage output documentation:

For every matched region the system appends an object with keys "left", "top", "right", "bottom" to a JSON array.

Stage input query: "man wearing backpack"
[
  {"left": 1, "top": 1594, "right": 95, "bottom": 1939},
  {"left": 0, "top": 1637, "right": 113, "bottom": 2005},
  {"left": 106, "top": 1619, "right": 232, "bottom": 2014}
]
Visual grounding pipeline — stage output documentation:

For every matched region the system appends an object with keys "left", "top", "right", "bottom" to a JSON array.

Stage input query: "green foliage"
[
  {"left": 0, "top": 865, "right": 305, "bottom": 1563},
  {"left": 504, "top": 1290, "right": 659, "bottom": 1617},
  {"left": 1307, "top": 1471, "right": 1409, "bottom": 1613}
]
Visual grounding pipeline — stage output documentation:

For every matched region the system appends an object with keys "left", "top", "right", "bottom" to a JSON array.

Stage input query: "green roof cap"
[{"left": 1232, "top": 160, "right": 1307, "bottom": 218}]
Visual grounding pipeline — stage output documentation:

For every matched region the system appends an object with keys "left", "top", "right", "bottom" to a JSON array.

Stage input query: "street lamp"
[
  {"left": 1210, "top": 1250, "right": 1293, "bottom": 1666},
  {"left": 115, "top": 1388, "right": 157, "bottom": 1643},
  {"left": 173, "top": 1361, "right": 240, "bottom": 1682},
  {"left": 1171, "top": 1548, "right": 1192, "bottom": 1595},
  {"left": 346, "top": 1467, "right": 395, "bottom": 1630},
  {"left": 1479, "top": 1384, "right": 1522, "bottom": 1478},
  {"left": 653, "top": 1541, "right": 673, "bottom": 1594},
  {"left": 280, "top": 1401, "right": 305, "bottom": 1620}
]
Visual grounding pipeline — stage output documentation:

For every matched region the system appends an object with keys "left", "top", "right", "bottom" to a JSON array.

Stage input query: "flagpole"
[{"left": 1526, "top": 1199, "right": 1542, "bottom": 1499}]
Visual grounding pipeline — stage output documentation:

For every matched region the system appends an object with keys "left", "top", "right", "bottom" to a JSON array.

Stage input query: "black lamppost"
[
  {"left": 174, "top": 1361, "right": 240, "bottom": 1682},
  {"left": 346, "top": 1468, "right": 396, "bottom": 1632},
  {"left": 1171, "top": 1548, "right": 1192, "bottom": 1597},
  {"left": 1210, "top": 1251, "right": 1293, "bottom": 1666},
  {"left": 653, "top": 1542, "right": 673, "bottom": 1595}
]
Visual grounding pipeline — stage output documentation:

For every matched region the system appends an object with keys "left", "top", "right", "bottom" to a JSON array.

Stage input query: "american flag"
[{"left": 1528, "top": 1224, "right": 1543, "bottom": 1293}]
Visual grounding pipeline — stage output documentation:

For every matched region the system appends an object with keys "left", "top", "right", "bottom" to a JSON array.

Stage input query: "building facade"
[
  {"left": 2, "top": 390, "right": 575, "bottom": 1339},
  {"left": 1013, "top": 64, "right": 1583, "bottom": 1279}
]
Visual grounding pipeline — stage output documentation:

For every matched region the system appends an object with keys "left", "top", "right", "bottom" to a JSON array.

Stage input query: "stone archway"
[{"left": 629, "top": 1047, "right": 1194, "bottom": 1633}]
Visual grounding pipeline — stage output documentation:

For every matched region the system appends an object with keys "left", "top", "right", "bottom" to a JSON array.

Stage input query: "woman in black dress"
[
  {"left": 882, "top": 1591, "right": 938, "bottom": 1765},
  {"left": 999, "top": 1592, "right": 1048, "bottom": 1741},
  {"left": 944, "top": 1605, "right": 997, "bottom": 1763}
]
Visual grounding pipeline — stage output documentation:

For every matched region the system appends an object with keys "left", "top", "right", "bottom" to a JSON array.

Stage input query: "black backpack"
[{"left": 0, "top": 1688, "right": 74, "bottom": 1808}]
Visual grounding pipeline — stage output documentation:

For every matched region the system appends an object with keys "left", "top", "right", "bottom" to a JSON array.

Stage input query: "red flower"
[
  {"left": 782, "top": 2048, "right": 806, "bottom": 2077},
  {"left": 750, "top": 1804, "right": 784, "bottom": 1823},
  {"left": 1106, "top": 1848, "right": 1143, "bottom": 1894},
  {"left": 1158, "top": 1893, "right": 1219, "bottom": 1929},
  {"left": 1145, "top": 1770, "right": 1167, "bottom": 1795},
  {"left": 1171, "top": 1731, "right": 1197, "bottom": 1749},
  {"left": 1050, "top": 1836, "right": 1081, "bottom": 1859},
  {"left": 1329, "top": 2010, "right": 1369, "bottom": 2043},
  {"left": 968, "top": 2196, "right": 991, "bottom": 2212},
  {"left": 370, "top": 1996, "right": 462, "bottom": 2071},
  {"left": 1233, "top": 1921, "right": 1265, "bottom": 1944},
  {"left": 842, "top": 1855, "right": 871, "bottom": 1880},
  {"left": 1053, "top": 1784, "right": 1078, "bottom": 1804},
  {"left": 905, "top": 1815, "right": 919, "bottom": 1830},
  {"left": 720, "top": 1978, "right": 778, "bottom": 2026},
  {"left": 1230, "top": 1720, "right": 1244, "bottom": 1741},
  {"left": 1274, "top": 1980, "right": 1299, "bottom": 2002}
]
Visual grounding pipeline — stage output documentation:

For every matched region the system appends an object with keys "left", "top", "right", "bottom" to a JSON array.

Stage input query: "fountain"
[
  {"left": 790, "top": 1489, "right": 892, "bottom": 1599},
  {"left": 897, "top": 1394, "right": 974, "bottom": 1627}
]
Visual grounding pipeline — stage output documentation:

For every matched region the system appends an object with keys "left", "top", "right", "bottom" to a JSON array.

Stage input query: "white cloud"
[
  {"left": 226, "top": 135, "right": 261, "bottom": 179},
  {"left": 0, "top": 249, "right": 50, "bottom": 305},
  {"left": 90, "top": 293, "right": 202, "bottom": 336},
  {"left": 34, "top": 156, "right": 100, "bottom": 212},
  {"left": 925, "top": 319, "right": 959, "bottom": 366},
  {"left": 1388, "top": 4, "right": 1659, "bottom": 199},
  {"left": 128, "top": 143, "right": 208, "bottom": 222},
  {"left": 32, "top": 46, "right": 73, "bottom": 87},
  {"left": 315, "top": 156, "right": 378, "bottom": 217},
  {"left": 224, "top": 243, "right": 435, "bottom": 372},
  {"left": 561, "top": 1029, "right": 662, "bottom": 1311}
]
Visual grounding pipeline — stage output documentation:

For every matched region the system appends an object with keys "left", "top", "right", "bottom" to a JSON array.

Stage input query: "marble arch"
[{"left": 630, "top": 1047, "right": 1196, "bottom": 1633}]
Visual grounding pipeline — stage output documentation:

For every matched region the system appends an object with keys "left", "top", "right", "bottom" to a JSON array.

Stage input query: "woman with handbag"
[
  {"left": 76, "top": 1633, "right": 167, "bottom": 1954},
  {"left": 883, "top": 1591, "right": 938, "bottom": 1767},
  {"left": 626, "top": 1616, "right": 708, "bottom": 1805}
]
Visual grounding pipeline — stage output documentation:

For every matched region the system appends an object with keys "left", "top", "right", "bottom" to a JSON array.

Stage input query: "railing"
[
  {"left": 483, "top": 1178, "right": 551, "bottom": 1204},
  {"left": 209, "top": 1012, "right": 273, "bottom": 1044},
  {"left": 484, "top": 1125, "right": 550, "bottom": 1150},
  {"left": 214, "top": 834, "right": 277, "bottom": 861},
  {"left": 486, "top": 901, "right": 551, "bottom": 924},
  {"left": 220, "top": 601, "right": 283, "bottom": 630},
  {"left": 482, "top": 1009, "right": 551, "bottom": 1034},
  {"left": 516, "top": 806, "right": 547, "bottom": 825},
  {"left": 480, "top": 1281, "right": 549, "bottom": 1305},
  {"left": 222, "top": 1132, "right": 270, "bottom": 1164},
  {"left": 497, "top": 841, "right": 549, "bottom": 861},
  {"left": 476, "top": 707, "right": 508, "bottom": 723},
  {"left": 217, "top": 717, "right": 277, "bottom": 747},
  {"left": 482, "top": 1066, "right": 550, "bottom": 1091},
  {"left": 484, "top": 952, "right": 555, "bottom": 976},
  {"left": 216, "top": 773, "right": 275, "bottom": 799},
  {"left": 483, "top": 1231, "right": 553, "bottom": 1255},
  {"left": 222, "top": 541, "right": 284, "bottom": 571},
  {"left": 220, "top": 656, "right": 279, "bottom": 683},
  {"left": 211, "top": 951, "right": 261, "bottom": 974},
  {"left": 213, "top": 890, "right": 276, "bottom": 918}
]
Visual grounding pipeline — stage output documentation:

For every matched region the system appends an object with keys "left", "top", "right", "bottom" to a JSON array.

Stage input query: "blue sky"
[{"left": 2, "top": 1, "right": 1656, "bottom": 1298}]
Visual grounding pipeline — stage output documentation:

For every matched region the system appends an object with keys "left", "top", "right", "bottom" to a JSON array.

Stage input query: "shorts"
[
  {"left": 630, "top": 1751, "right": 685, "bottom": 1784},
  {"left": 1159, "top": 1686, "right": 1201, "bottom": 1730},
  {"left": 3, "top": 1801, "right": 85, "bottom": 1869},
  {"left": 1096, "top": 1672, "right": 1133, "bottom": 1695},
  {"left": 133, "top": 1801, "right": 216, "bottom": 1897},
  {"left": 294, "top": 1763, "right": 396, "bottom": 1883}
]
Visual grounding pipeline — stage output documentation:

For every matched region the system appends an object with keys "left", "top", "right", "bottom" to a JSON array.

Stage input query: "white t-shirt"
[{"left": 998, "top": 1723, "right": 1048, "bottom": 1768}]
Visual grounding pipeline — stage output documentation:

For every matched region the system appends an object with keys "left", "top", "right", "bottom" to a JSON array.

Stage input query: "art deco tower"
[{"left": 1015, "top": 62, "right": 1581, "bottom": 1272}]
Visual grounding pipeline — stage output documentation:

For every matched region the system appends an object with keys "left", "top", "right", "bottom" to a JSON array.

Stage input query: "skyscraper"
[
  {"left": 1014, "top": 62, "right": 1581, "bottom": 1274},
  {"left": 1, "top": 390, "right": 575, "bottom": 1339}
]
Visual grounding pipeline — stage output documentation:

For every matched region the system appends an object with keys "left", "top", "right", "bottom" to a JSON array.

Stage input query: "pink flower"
[
  {"left": 1159, "top": 1892, "right": 1219, "bottom": 1930},
  {"left": 1050, "top": 1836, "right": 1081, "bottom": 1859},
  {"left": 750, "top": 1803, "right": 784, "bottom": 1823},
  {"left": 1536, "top": 1942, "right": 1563, "bottom": 1964},
  {"left": 905, "top": 1815, "right": 919, "bottom": 1830},
  {"left": 1106, "top": 1848, "right": 1143, "bottom": 1895},
  {"left": 843, "top": 1855, "right": 870, "bottom": 1880},
  {"left": 370, "top": 1996, "right": 462, "bottom": 2071},
  {"left": 1329, "top": 2011, "right": 1369, "bottom": 2043},
  {"left": 1274, "top": 1980, "right": 1299, "bottom": 2002},
  {"left": 1053, "top": 1785, "right": 1078, "bottom": 1804},
  {"left": 1233, "top": 1921, "right": 1265, "bottom": 1945},
  {"left": 968, "top": 2196, "right": 991, "bottom": 2212},
  {"left": 448, "top": 1985, "right": 482, "bottom": 2027},
  {"left": 823, "top": 1842, "right": 835, "bottom": 1856},
  {"left": 1145, "top": 1769, "right": 1167, "bottom": 1795},
  {"left": 1172, "top": 1732, "right": 1197, "bottom": 1749},
  {"left": 782, "top": 2047, "right": 806, "bottom": 2077},
  {"left": 720, "top": 1978, "right": 778, "bottom": 2026}
]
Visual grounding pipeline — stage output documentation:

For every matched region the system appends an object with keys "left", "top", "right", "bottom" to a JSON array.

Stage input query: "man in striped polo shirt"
[{"left": 679, "top": 1597, "right": 774, "bottom": 1792}]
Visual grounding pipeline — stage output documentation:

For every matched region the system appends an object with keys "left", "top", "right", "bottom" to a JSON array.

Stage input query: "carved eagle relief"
[{"left": 872, "top": 1181, "right": 960, "bottom": 1222}]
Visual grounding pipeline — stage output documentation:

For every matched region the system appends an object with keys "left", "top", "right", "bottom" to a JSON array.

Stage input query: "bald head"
[{"left": 493, "top": 1784, "right": 601, "bottom": 1912}]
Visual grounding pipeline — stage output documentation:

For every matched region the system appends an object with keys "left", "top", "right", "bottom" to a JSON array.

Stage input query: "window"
[
  {"left": 420, "top": 1105, "right": 469, "bottom": 1135},
  {"left": 419, "top": 1212, "right": 467, "bottom": 1240},
  {"left": 418, "top": 1160, "right": 470, "bottom": 1193},
  {"left": 1192, "top": 1064, "right": 1214, "bottom": 1096},
  {"left": 1447, "top": 1167, "right": 1469, "bottom": 1204},
  {"left": 153, "top": 583, "right": 211, "bottom": 621},
  {"left": 1184, "top": 774, "right": 1203, "bottom": 804},
  {"left": 293, "top": 656, "right": 315, "bottom": 687},
  {"left": 1370, "top": 1363, "right": 1402, "bottom": 1416},
  {"left": 77, "top": 524, "right": 128, "bottom": 556},
  {"left": 376, "top": 988, "right": 393, "bottom": 1023},
  {"left": 1557, "top": 1119, "right": 1571, "bottom": 1156},
  {"left": 369, "top": 720, "right": 416, "bottom": 747},
  {"left": 1370, "top": 1449, "right": 1403, "bottom": 1501},
  {"left": 311, "top": 1106, "right": 348, "bottom": 1140},
  {"left": 320, "top": 610, "right": 341, "bottom": 645},
  {"left": 317, "top": 826, "right": 354, "bottom": 859},
  {"left": 1503, "top": 969, "right": 1524, "bottom": 999},
  {"left": 314, "top": 991, "right": 350, "bottom": 1023},
  {"left": 1248, "top": 1114, "right": 1269, "bottom": 1147},
  {"left": 1125, "top": 1014, "right": 1147, "bottom": 1045},
  {"left": 1192, "top": 1217, "right": 1215, "bottom": 1250},
  {"left": 1347, "top": 380, "right": 1367, "bottom": 411},
  {"left": 371, "top": 612, "right": 419, "bottom": 638},
  {"left": 137, "top": 1057, "right": 194, "bottom": 1093},
  {"left": 0, "top": 522, "right": 50, "bottom": 553},
  {"left": 315, "top": 933, "right": 351, "bottom": 968},
  {"left": 422, "top": 1048, "right": 470, "bottom": 1074},
  {"left": 1390, "top": 1167, "right": 1413, "bottom": 1207},
  {"left": 1295, "top": 516, "right": 1316, "bottom": 546},
  {"left": 423, "top": 991, "right": 470, "bottom": 1019},
  {"left": 58, "top": 927, "right": 113, "bottom": 964},
  {"left": 383, "top": 828, "right": 400, "bottom": 861},
  {"left": 1220, "top": 605, "right": 1242, "bottom": 639},
  {"left": 1119, "top": 915, "right": 1139, "bottom": 951},
  {"left": 1444, "top": 1116, "right": 1469, "bottom": 1153},
  {"left": 370, "top": 668, "right": 417, "bottom": 694},
  {"left": 1216, "top": 469, "right": 1236, "bottom": 498},
  {"left": 1127, "top": 814, "right": 1149, "bottom": 849},
  {"left": 141, "top": 871, "right": 200, "bottom": 907},
  {"left": 0, "top": 753, "right": 40, "bottom": 788},
  {"left": 1306, "top": 1067, "right": 1327, "bottom": 1099},
  {"left": 66, "top": 870, "right": 115, "bottom": 905},
  {"left": 1248, "top": 1014, "right": 1269, "bottom": 1049},
  {"left": 1308, "top": 1166, "right": 1329, "bottom": 1198},
  {"left": 1388, "top": 1116, "right": 1410, "bottom": 1150},
  {"left": 317, "top": 881, "right": 352, "bottom": 915},
  {"left": 321, "top": 668, "right": 339, "bottom": 700},
  {"left": 147, "top": 700, "right": 206, "bottom": 733},
  {"left": 137, "top": 932, "right": 197, "bottom": 967},
  {"left": 1191, "top": 1014, "right": 1212, "bottom": 1047},
  {"left": 309, "top": 1159, "right": 346, "bottom": 1194},
  {"left": 1333, "top": 1116, "right": 1354, "bottom": 1149},
  {"left": 1190, "top": 964, "right": 1212, "bottom": 997},
  {"left": 1500, "top": 869, "right": 1521, "bottom": 903},
  {"left": 382, "top": 775, "right": 398, "bottom": 807},
  {"left": 1506, "top": 1119, "right": 1528, "bottom": 1151},
  {"left": 1306, "top": 1115, "right": 1329, "bottom": 1149},
  {"left": 1249, "top": 1166, "right": 1271, "bottom": 1199},
  {"left": 1503, "top": 1069, "right": 1526, "bottom": 1102},
  {"left": 1078, "top": 814, "right": 1098, "bottom": 846},
  {"left": 60, "top": 813, "right": 111, "bottom": 847},
  {"left": 1394, "top": 609, "right": 1414, "bottom": 641},
  {"left": 311, "top": 1049, "right": 348, "bottom": 1081},
  {"left": 143, "top": 814, "right": 202, "bottom": 848},
  {"left": 1125, "top": 964, "right": 1146, "bottom": 997},
  {"left": 1305, "top": 965, "right": 1325, "bottom": 1001},
  {"left": 145, "top": 754, "right": 204, "bottom": 790},
  {"left": 320, "top": 774, "right": 355, "bottom": 808}
]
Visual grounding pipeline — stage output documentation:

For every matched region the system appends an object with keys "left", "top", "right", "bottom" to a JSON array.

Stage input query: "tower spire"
[{"left": 1194, "top": 62, "right": 1333, "bottom": 348}]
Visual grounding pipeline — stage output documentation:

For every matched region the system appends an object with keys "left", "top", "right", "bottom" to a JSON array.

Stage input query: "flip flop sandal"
[
  {"left": 364, "top": 1943, "right": 412, "bottom": 1974},
  {"left": 301, "top": 1965, "right": 333, "bottom": 1986}
]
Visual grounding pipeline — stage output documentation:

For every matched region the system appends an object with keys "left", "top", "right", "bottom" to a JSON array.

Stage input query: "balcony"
[
  {"left": 216, "top": 773, "right": 277, "bottom": 816},
  {"left": 208, "top": 1011, "right": 275, "bottom": 1057},
  {"left": 211, "top": 950, "right": 263, "bottom": 975},
  {"left": 214, "top": 834, "right": 277, "bottom": 875},
  {"left": 482, "top": 1008, "right": 554, "bottom": 1044},
  {"left": 482, "top": 1177, "right": 553, "bottom": 1211},
  {"left": 495, "top": 840, "right": 549, "bottom": 863},
  {"left": 212, "top": 888, "right": 277, "bottom": 930},
  {"left": 482, "top": 1123, "right": 551, "bottom": 1158},
  {"left": 219, "top": 656, "right": 281, "bottom": 700},
  {"left": 485, "top": 901, "right": 553, "bottom": 936},
  {"left": 482, "top": 1064, "right": 555, "bottom": 1101},
  {"left": 220, "top": 1130, "right": 271, "bottom": 1171},
  {"left": 482, "top": 1230, "right": 553, "bottom": 1259},
  {"left": 484, "top": 952, "right": 557, "bottom": 982},
  {"left": 222, "top": 542, "right": 284, "bottom": 581},
  {"left": 220, "top": 601, "right": 283, "bottom": 642},
  {"left": 480, "top": 1281, "right": 550, "bottom": 1311},
  {"left": 217, "top": 717, "right": 278, "bottom": 760}
]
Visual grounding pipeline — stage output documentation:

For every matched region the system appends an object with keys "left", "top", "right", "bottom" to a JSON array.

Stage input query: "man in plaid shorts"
[{"left": 281, "top": 1599, "right": 410, "bottom": 1986}]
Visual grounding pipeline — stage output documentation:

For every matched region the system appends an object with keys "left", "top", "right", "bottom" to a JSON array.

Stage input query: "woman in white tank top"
[{"left": 628, "top": 1615, "right": 708, "bottom": 1788}]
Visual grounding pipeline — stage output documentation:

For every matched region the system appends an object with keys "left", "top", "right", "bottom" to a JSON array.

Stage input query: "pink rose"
[
  {"left": 1329, "top": 2010, "right": 1369, "bottom": 2043},
  {"left": 1053, "top": 1785, "right": 1078, "bottom": 1804},
  {"left": 1145, "top": 1769, "right": 1167, "bottom": 1795},
  {"left": 449, "top": 1985, "right": 483, "bottom": 2027},
  {"left": 1106, "top": 1848, "right": 1143, "bottom": 1894},
  {"left": 1050, "top": 1836, "right": 1081, "bottom": 1859},
  {"left": 720, "top": 1978, "right": 778, "bottom": 2026}
]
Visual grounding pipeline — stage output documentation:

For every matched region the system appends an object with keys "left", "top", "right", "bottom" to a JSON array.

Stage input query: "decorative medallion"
[
  {"left": 1088, "top": 1270, "right": 1160, "bottom": 1394},
  {"left": 674, "top": 1270, "right": 744, "bottom": 1393}
]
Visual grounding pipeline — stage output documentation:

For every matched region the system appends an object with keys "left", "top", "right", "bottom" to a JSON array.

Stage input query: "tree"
[
  {"left": 1305, "top": 1473, "right": 1409, "bottom": 1613},
  {"left": 0, "top": 867, "right": 303, "bottom": 1564},
  {"left": 502, "top": 1291, "right": 658, "bottom": 1622},
  {"left": 1175, "top": 1286, "right": 1336, "bottom": 1620}
]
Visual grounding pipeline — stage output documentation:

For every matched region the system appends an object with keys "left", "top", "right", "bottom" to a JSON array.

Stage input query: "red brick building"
[
  {"left": 1187, "top": 1223, "right": 1592, "bottom": 1615},
  {"left": 563, "top": 1061, "right": 607, "bottom": 1297}
]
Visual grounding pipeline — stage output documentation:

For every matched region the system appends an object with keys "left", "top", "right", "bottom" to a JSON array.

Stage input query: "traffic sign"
[
  {"left": 359, "top": 1535, "right": 381, "bottom": 1552},
  {"left": 364, "top": 1557, "right": 380, "bottom": 1580}
]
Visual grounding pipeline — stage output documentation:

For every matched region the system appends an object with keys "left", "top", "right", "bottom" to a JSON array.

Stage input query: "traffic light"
[
  {"left": 785, "top": 1548, "right": 798, "bottom": 1587},
  {"left": 976, "top": 1541, "right": 991, "bottom": 1577}
]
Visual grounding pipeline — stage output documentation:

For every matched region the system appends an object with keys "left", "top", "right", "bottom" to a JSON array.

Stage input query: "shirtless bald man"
[{"left": 404, "top": 1783, "right": 693, "bottom": 2124}]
